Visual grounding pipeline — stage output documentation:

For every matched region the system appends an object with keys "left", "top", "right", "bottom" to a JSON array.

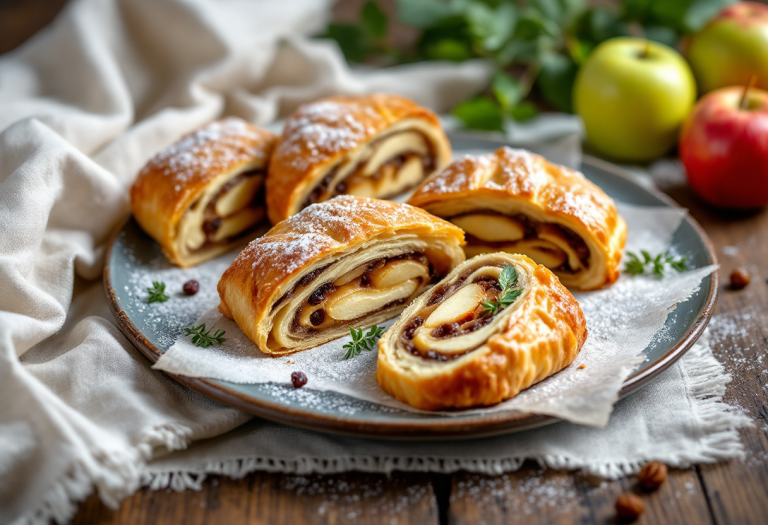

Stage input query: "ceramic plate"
[{"left": 105, "top": 133, "right": 718, "bottom": 440}]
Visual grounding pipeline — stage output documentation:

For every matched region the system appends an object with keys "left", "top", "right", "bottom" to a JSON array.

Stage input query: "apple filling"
[
  {"left": 181, "top": 171, "right": 267, "bottom": 253},
  {"left": 398, "top": 265, "right": 525, "bottom": 361},
  {"left": 450, "top": 212, "right": 589, "bottom": 273},
  {"left": 290, "top": 254, "right": 432, "bottom": 333},
  {"left": 302, "top": 131, "right": 435, "bottom": 208}
]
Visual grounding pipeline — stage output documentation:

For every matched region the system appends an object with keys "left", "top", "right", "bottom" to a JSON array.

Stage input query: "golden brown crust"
[
  {"left": 266, "top": 94, "right": 451, "bottom": 223},
  {"left": 217, "top": 196, "right": 466, "bottom": 355},
  {"left": 406, "top": 147, "right": 626, "bottom": 290},
  {"left": 130, "top": 118, "right": 276, "bottom": 267},
  {"left": 376, "top": 253, "right": 587, "bottom": 410}
]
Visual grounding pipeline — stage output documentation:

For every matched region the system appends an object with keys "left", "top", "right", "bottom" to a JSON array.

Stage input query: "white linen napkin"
[{"left": 0, "top": 1, "right": 747, "bottom": 525}]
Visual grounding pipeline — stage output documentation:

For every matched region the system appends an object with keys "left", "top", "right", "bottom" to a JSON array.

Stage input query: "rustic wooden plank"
[
  {"left": 449, "top": 462, "right": 713, "bottom": 525},
  {"left": 658, "top": 181, "right": 768, "bottom": 525},
  {"left": 72, "top": 472, "right": 439, "bottom": 525}
]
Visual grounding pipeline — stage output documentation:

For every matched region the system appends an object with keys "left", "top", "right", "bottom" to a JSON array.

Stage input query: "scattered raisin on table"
[
  {"left": 182, "top": 280, "right": 199, "bottom": 295},
  {"left": 615, "top": 493, "right": 644, "bottom": 521},
  {"left": 638, "top": 461, "right": 668, "bottom": 491},
  {"left": 291, "top": 371, "right": 308, "bottom": 388},
  {"left": 730, "top": 268, "right": 751, "bottom": 289}
]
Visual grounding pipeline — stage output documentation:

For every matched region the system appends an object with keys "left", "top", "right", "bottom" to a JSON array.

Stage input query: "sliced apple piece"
[
  {"left": 325, "top": 279, "right": 419, "bottom": 321},
  {"left": 537, "top": 224, "right": 584, "bottom": 271},
  {"left": 451, "top": 214, "right": 526, "bottom": 242},
  {"left": 423, "top": 283, "right": 485, "bottom": 329},
  {"left": 368, "top": 259, "right": 429, "bottom": 288},
  {"left": 364, "top": 132, "right": 427, "bottom": 176},
  {"left": 334, "top": 264, "right": 369, "bottom": 287},
  {"left": 505, "top": 239, "right": 567, "bottom": 268},
  {"left": 215, "top": 175, "right": 264, "bottom": 217},
  {"left": 210, "top": 206, "right": 265, "bottom": 242}
]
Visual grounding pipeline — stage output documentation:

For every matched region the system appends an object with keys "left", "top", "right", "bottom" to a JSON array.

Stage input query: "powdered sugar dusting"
[
  {"left": 277, "top": 100, "right": 379, "bottom": 173},
  {"left": 155, "top": 204, "right": 715, "bottom": 427},
  {"left": 141, "top": 117, "right": 269, "bottom": 191},
  {"left": 225, "top": 196, "right": 442, "bottom": 305}
]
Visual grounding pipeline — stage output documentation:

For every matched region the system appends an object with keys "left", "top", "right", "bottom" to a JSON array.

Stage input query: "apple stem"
[
  {"left": 641, "top": 39, "right": 650, "bottom": 59},
  {"left": 740, "top": 75, "right": 758, "bottom": 110}
]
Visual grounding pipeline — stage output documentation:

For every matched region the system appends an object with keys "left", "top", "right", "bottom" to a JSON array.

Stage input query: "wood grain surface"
[{"left": 4, "top": 1, "right": 768, "bottom": 524}]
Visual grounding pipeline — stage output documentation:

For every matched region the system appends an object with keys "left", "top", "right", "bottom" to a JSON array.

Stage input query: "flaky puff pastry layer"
[
  {"left": 131, "top": 118, "right": 276, "bottom": 267},
  {"left": 266, "top": 94, "right": 451, "bottom": 223},
  {"left": 407, "top": 147, "right": 627, "bottom": 290},
  {"left": 377, "top": 253, "right": 587, "bottom": 410},
  {"left": 218, "top": 196, "right": 465, "bottom": 356}
]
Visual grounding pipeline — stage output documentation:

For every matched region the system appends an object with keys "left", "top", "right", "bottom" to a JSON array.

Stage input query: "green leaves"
[
  {"left": 624, "top": 250, "right": 689, "bottom": 277},
  {"left": 482, "top": 264, "right": 522, "bottom": 316},
  {"left": 537, "top": 52, "right": 579, "bottom": 113},
  {"left": 321, "top": 0, "right": 731, "bottom": 130},
  {"left": 146, "top": 281, "right": 170, "bottom": 303},
  {"left": 362, "top": 1, "right": 388, "bottom": 39},
  {"left": 322, "top": 1, "right": 391, "bottom": 63},
  {"left": 452, "top": 97, "right": 504, "bottom": 131},
  {"left": 184, "top": 324, "right": 226, "bottom": 348},
  {"left": 343, "top": 324, "right": 385, "bottom": 360},
  {"left": 498, "top": 264, "right": 518, "bottom": 291}
]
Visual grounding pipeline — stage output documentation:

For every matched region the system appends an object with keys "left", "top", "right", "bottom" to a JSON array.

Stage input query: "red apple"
[
  {"left": 679, "top": 85, "right": 768, "bottom": 208},
  {"left": 687, "top": 2, "right": 768, "bottom": 94}
]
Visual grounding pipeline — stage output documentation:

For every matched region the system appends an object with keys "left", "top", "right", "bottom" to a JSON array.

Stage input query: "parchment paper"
[{"left": 152, "top": 203, "right": 716, "bottom": 427}]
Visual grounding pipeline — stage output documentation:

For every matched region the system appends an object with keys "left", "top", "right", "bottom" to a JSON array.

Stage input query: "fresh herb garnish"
[
  {"left": 624, "top": 250, "right": 688, "bottom": 277},
  {"left": 184, "top": 324, "right": 226, "bottom": 348},
  {"left": 482, "top": 264, "right": 522, "bottom": 316},
  {"left": 147, "top": 281, "right": 170, "bottom": 303},
  {"left": 343, "top": 324, "right": 385, "bottom": 360}
]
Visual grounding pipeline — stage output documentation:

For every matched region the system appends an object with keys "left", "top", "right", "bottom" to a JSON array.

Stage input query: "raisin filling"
[
  {"left": 198, "top": 170, "right": 266, "bottom": 247},
  {"left": 399, "top": 269, "right": 513, "bottom": 361},
  {"left": 289, "top": 253, "right": 435, "bottom": 335},
  {"left": 454, "top": 212, "right": 590, "bottom": 273},
  {"left": 301, "top": 132, "right": 436, "bottom": 209}
]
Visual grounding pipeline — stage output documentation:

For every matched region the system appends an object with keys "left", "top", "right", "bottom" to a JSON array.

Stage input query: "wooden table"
[{"left": 4, "top": 2, "right": 767, "bottom": 524}]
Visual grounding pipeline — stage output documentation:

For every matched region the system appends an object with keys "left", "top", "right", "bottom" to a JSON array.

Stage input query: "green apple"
[
  {"left": 687, "top": 2, "right": 768, "bottom": 94},
  {"left": 573, "top": 37, "right": 696, "bottom": 162}
]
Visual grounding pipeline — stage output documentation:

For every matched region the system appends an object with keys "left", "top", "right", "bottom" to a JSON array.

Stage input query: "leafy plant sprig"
[
  {"left": 322, "top": 0, "right": 732, "bottom": 132},
  {"left": 147, "top": 281, "right": 170, "bottom": 303},
  {"left": 184, "top": 324, "right": 226, "bottom": 348},
  {"left": 482, "top": 264, "right": 523, "bottom": 316},
  {"left": 343, "top": 324, "right": 385, "bottom": 360},
  {"left": 624, "top": 250, "right": 689, "bottom": 277}
]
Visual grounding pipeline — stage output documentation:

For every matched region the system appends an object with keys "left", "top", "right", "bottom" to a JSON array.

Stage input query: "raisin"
[
  {"left": 309, "top": 309, "right": 325, "bottom": 326},
  {"left": 290, "top": 371, "right": 308, "bottom": 388},
  {"left": 402, "top": 316, "right": 424, "bottom": 340},
  {"left": 182, "top": 280, "right": 199, "bottom": 295},
  {"left": 308, "top": 283, "right": 335, "bottom": 305}
]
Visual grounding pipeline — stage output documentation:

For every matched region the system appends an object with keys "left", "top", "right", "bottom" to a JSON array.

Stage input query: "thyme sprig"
[
  {"left": 624, "top": 251, "right": 688, "bottom": 277},
  {"left": 184, "top": 324, "right": 226, "bottom": 348},
  {"left": 343, "top": 325, "right": 385, "bottom": 360},
  {"left": 482, "top": 264, "right": 522, "bottom": 316},
  {"left": 146, "top": 281, "right": 170, "bottom": 303}
]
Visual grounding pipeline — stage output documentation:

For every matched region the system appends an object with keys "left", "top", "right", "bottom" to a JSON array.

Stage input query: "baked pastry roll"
[
  {"left": 377, "top": 253, "right": 587, "bottom": 410},
  {"left": 407, "top": 147, "right": 627, "bottom": 290},
  {"left": 131, "top": 117, "right": 276, "bottom": 267},
  {"left": 266, "top": 94, "right": 452, "bottom": 223},
  {"left": 217, "top": 196, "right": 465, "bottom": 355}
]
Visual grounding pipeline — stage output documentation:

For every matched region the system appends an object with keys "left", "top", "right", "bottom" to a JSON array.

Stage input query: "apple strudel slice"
[
  {"left": 266, "top": 94, "right": 452, "bottom": 223},
  {"left": 217, "top": 196, "right": 465, "bottom": 355},
  {"left": 131, "top": 117, "right": 276, "bottom": 267},
  {"left": 407, "top": 147, "right": 627, "bottom": 290},
  {"left": 377, "top": 253, "right": 587, "bottom": 410}
]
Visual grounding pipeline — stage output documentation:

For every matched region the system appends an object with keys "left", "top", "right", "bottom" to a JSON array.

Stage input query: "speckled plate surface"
[{"left": 105, "top": 133, "right": 718, "bottom": 440}]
